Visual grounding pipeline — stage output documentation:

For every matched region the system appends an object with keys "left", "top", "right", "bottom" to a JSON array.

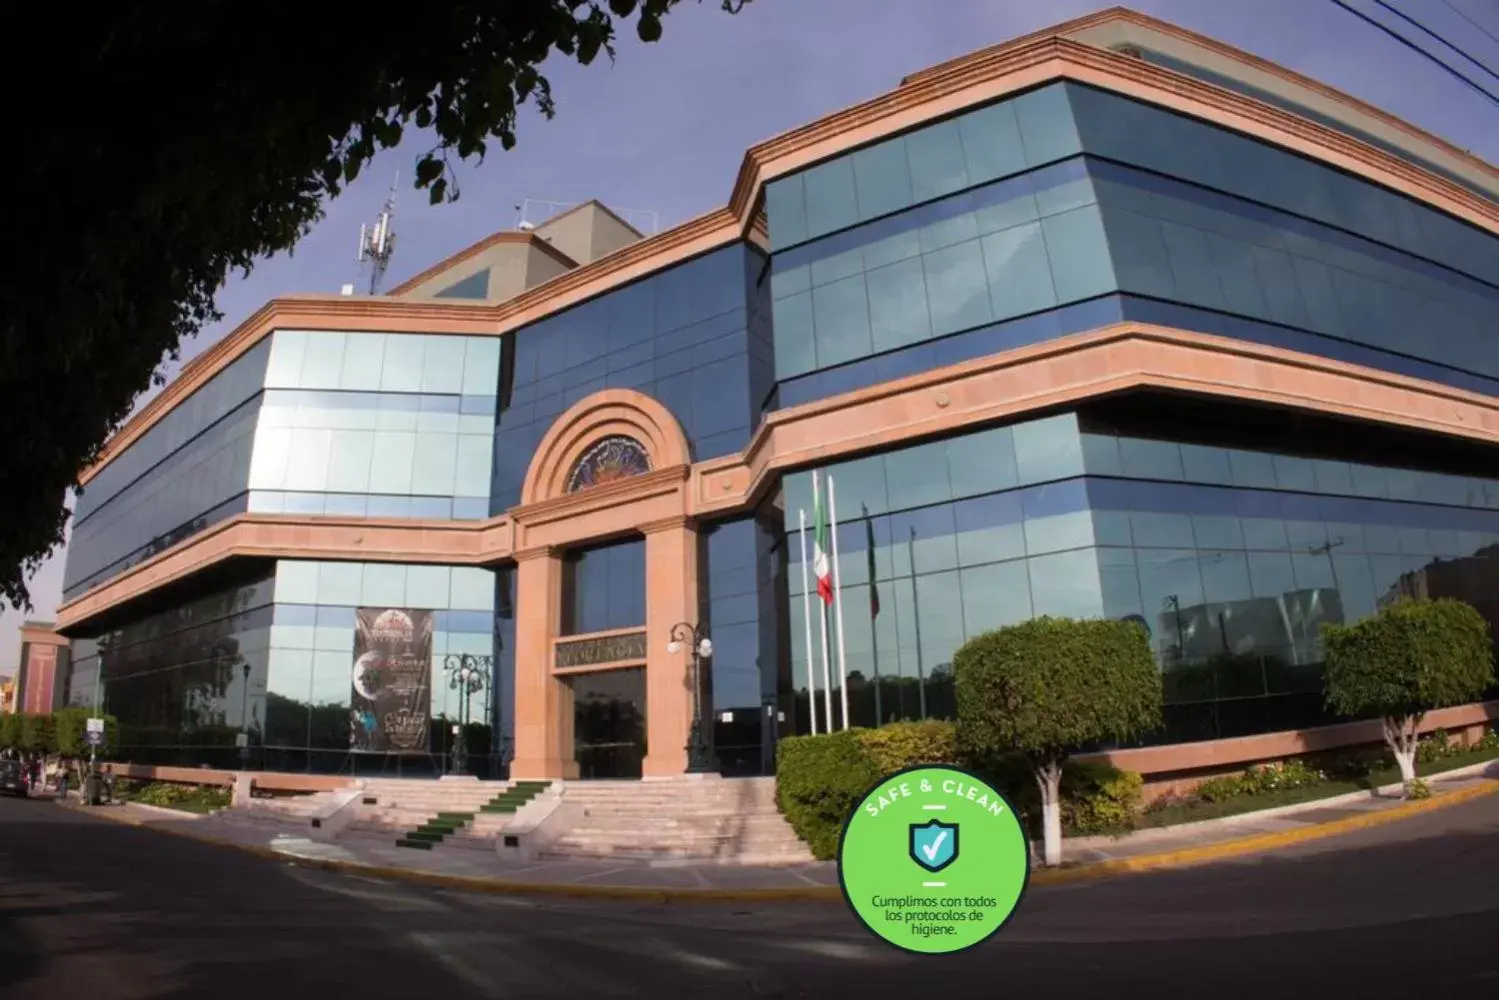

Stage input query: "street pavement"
[{"left": 3, "top": 790, "right": 1499, "bottom": 999}]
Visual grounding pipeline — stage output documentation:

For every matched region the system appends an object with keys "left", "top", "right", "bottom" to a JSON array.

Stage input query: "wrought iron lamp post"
[
  {"left": 443, "top": 653, "right": 490, "bottom": 776},
  {"left": 666, "top": 622, "right": 717, "bottom": 774}
]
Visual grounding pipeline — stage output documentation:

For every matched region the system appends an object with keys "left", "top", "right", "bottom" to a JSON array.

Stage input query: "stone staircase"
[
  {"left": 540, "top": 776, "right": 813, "bottom": 866},
  {"left": 371, "top": 779, "right": 552, "bottom": 851}
]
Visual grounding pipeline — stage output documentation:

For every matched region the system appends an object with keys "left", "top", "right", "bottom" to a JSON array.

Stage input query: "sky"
[{"left": 3, "top": 0, "right": 1496, "bottom": 672}]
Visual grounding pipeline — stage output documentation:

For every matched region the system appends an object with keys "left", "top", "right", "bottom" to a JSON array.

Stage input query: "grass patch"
[
  {"left": 114, "top": 779, "right": 231, "bottom": 814},
  {"left": 1137, "top": 740, "right": 1499, "bottom": 831}
]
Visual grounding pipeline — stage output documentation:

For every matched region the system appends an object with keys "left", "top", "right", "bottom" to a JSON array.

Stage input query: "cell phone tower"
[{"left": 356, "top": 173, "right": 400, "bottom": 295}]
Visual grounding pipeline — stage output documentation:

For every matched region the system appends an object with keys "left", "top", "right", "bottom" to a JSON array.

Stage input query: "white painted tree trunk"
[
  {"left": 1394, "top": 748, "right": 1417, "bottom": 786},
  {"left": 1382, "top": 713, "right": 1423, "bottom": 797},
  {"left": 1035, "top": 760, "right": 1064, "bottom": 867}
]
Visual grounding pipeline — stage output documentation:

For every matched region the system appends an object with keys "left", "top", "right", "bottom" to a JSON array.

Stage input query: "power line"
[
  {"left": 1371, "top": 0, "right": 1499, "bottom": 83},
  {"left": 1441, "top": 0, "right": 1499, "bottom": 48},
  {"left": 1328, "top": 0, "right": 1499, "bottom": 106}
]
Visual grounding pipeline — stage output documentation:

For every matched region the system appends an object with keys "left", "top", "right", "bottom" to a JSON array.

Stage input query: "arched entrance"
[{"left": 507, "top": 390, "right": 701, "bottom": 780}]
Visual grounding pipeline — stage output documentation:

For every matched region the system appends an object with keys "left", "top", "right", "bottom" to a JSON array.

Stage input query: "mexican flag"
[{"left": 812, "top": 471, "right": 834, "bottom": 605}]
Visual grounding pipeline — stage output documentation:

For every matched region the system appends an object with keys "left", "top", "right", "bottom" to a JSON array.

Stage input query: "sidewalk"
[{"left": 56, "top": 763, "right": 1499, "bottom": 900}]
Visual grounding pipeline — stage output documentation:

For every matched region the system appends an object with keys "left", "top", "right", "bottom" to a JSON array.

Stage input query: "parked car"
[{"left": 0, "top": 756, "right": 26, "bottom": 797}]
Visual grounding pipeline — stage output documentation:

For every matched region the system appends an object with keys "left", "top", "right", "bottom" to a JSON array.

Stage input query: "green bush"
[
  {"left": 1, "top": 708, "right": 117, "bottom": 755},
  {"left": 953, "top": 615, "right": 1161, "bottom": 865},
  {"left": 53, "top": 707, "right": 118, "bottom": 757},
  {"left": 0, "top": 712, "right": 21, "bottom": 749},
  {"left": 1059, "top": 761, "right": 1145, "bottom": 835},
  {"left": 953, "top": 617, "right": 1162, "bottom": 766},
  {"left": 1195, "top": 758, "right": 1327, "bottom": 803},
  {"left": 1324, "top": 598, "right": 1494, "bottom": 793},
  {"left": 126, "top": 781, "right": 232, "bottom": 811},
  {"left": 775, "top": 719, "right": 1146, "bottom": 856},
  {"left": 20, "top": 713, "right": 56, "bottom": 753},
  {"left": 775, "top": 729, "right": 879, "bottom": 860},
  {"left": 991, "top": 756, "right": 1145, "bottom": 836},
  {"left": 856, "top": 719, "right": 958, "bottom": 773}
]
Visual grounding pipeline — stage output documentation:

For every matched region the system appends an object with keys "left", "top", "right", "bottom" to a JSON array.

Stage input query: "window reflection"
[
  {"left": 264, "top": 559, "right": 498, "bottom": 776},
  {"left": 490, "top": 245, "right": 762, "bottom": 511},
  {"left": 570, "top": 668, "right": 646, "bottom": 780},
  {"left": 561, "top": 540, "right": 646, "bottom": 636},
  {"left": 69, "top": 575, "right": 275, "bottom": 768},
  {"left": 782, "top": 415, "right": 1499, "bottom": 744}
]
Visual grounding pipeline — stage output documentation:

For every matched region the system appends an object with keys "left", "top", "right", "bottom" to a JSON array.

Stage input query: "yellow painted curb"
[
  {"left": 57, "top": 777, "right": 1499, "bottom": 903},
  {"left": 1029, "top": 777, "right": 1499, "bottom": 886}
]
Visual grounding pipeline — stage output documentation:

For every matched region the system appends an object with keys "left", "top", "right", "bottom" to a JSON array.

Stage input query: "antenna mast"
[{"left": 356, "top": 173, "right": 400, "bottom": 295}]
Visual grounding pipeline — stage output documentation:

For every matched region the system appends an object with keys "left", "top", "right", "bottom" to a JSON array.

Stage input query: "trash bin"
[{"left": 85, "top": 774, "right": 102, "bottom": 806}]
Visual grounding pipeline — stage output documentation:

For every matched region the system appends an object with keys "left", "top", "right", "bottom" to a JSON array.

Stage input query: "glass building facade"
[
  {"left": 490, "top": 244, "right": 772, "bottom": 510},
  {"left": 782, "top": 402, "right": 1499, "bottom": 743},
  {"left": 58, "top": 44, "right": 1499, "bottom": 777},
  {"left": 64, "top": 341, "right": 272, "bottom": 601},
  {"left": 766, "top": 83, "right": 1499, "bottom": 410},
  {"left": 248, "top": 331, "right": 500, "bottom": 520}
]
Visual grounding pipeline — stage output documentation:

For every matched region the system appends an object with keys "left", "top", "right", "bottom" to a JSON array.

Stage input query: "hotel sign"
[{"left": 554, "top": 631, "right": 648, "bottom": 669}]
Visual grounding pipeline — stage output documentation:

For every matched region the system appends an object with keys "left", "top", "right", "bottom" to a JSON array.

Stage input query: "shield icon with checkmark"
[{"left": 909, "top": 819, "right": 959, "bottom": 872}]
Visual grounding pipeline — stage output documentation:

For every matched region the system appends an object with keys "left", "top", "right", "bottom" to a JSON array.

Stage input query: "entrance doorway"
[{"left": 569, "top": 668, "right": 647, "bottom": 779}]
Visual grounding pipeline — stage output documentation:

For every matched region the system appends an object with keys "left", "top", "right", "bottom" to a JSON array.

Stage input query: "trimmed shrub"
[
  {"left": 775, "top": 718, "right": 1146, "bottom": 857},
  {"left": 1058, "top": 761, "right": 1145, "bottom": 835},
  {"left": 953, "top": 615, "right": 1161, "bottom": 865},
  {"left": 992, "top": 756, "right": 1145, "bottom": 837},
  {"left": 1195, "top": 759, "right": 1326, "bottom": 803},
  {"left": 857, "top": 719, "right": 958, "bottom": 773},
  {"left": 1324, "top": 597, "right": 1494, "bottom": 794},
  {"left": 775, "top": 729, "right": 879, "bottom": 860}
]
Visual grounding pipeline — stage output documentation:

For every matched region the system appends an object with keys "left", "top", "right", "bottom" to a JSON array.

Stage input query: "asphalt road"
[{"left": 3, "top": 791, "right": 1499, "bottom": 999}]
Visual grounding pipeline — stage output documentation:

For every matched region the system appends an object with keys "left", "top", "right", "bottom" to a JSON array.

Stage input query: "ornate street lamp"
[
  {"left": 443, "top": 653, "right": 490, "bottom": 775},
  {"left": 666, "top": 622, "right": 717, "bottom": 774}
]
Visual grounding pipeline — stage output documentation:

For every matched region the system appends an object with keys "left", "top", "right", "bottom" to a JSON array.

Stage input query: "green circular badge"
[{"left": 838, "top": 765, "right": 1030, "bottom": 955}]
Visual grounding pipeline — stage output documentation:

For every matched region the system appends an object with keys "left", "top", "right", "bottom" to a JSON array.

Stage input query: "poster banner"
[{"left": 350, "top": 608, "right": 433, "bottom": 753}]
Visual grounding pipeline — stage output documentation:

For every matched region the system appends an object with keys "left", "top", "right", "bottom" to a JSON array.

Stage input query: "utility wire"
[
  {"left": 1440, "top": 0, "right": 1499, "bottom": 47},
  {"left": 1328, "top": 0, "right": 1499, "bottom": 106},
  {"left": 1371, "top": 0, "right": 1499, "bottom": 82}
]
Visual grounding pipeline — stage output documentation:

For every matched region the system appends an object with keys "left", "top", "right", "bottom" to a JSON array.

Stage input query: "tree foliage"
[
  {"left": 952, "top": 616, "right": 1163, "bottom": 766},
  {"left": 0, "top": 0, "right": 749, "bottom": 610},
  {"left": 1323, "top": 598, "right": 1494, "bottom": 722}
]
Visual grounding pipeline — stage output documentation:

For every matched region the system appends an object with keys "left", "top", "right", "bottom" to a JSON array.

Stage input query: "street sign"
[
  {"left": 85, "top": 729, "right": 103, "bottom": 747},
  {"left": 86, "top": 717, "right": 105, "bottom": 734}
]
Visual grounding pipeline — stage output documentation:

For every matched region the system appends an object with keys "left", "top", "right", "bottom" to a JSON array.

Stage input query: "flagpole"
[
  {"left": 863, "top": 504, "right": 883, "bottom": 728},
  {"left": 797, "top": 508, "right": 819, "bottom": 736},
  {"left": 909, "top": 525, "right": 928, "bottom": 721},
  {"left": 828, "top": 476, "right": 850, "bottom": 731},
  {"left": 813, "top": 470, "right": 835, "bottom": 735}
]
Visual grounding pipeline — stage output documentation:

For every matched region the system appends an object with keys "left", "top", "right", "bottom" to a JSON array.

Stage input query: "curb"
[
  {"left": 58, "top": 777, "right": 1499, "bottom": 903},
  {"left": 1062, "top": 757, "right": 1499, "bottom": 853},
  {"left": 1031, "top": 776, "right": 1499, "bottom": 886}
]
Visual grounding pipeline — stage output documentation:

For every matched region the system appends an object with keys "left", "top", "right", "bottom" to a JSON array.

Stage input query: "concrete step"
[
  {"left": 538, "top": 844, "right": 814, "bottom": 864},
  {"left": 565, "top": 810, "right": 795, "bottom": 824},
  {"left": 565, "top": 796, "right": 781, "bottom": 809}
]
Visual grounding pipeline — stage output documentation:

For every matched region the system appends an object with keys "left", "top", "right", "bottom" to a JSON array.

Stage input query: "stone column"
[
  {"left": 508, "top": 547, "right": 578, "bottom": 780},
  {"left": 642, "top": 517, "right": 700, "bottom": 778}
]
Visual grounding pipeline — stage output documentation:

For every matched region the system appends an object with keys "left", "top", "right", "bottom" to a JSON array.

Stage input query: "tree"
[
  {"left": 953, "top": 616, "right": 1162, "bottom": 867},
  {"left": 1323, "top": 598, "right": 1494, "bottom": 796},
  {"left": 0, "top": 0, "right": 751, "bottom": 611}
]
